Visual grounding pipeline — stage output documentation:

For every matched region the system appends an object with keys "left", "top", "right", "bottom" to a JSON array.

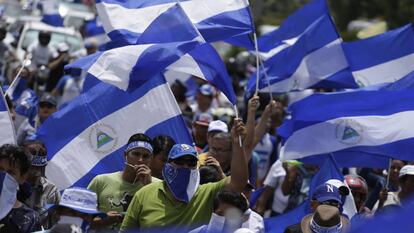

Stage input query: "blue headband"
[
  {"left": 31, "top": 155, "right": 48, "bottom": 167},
  {"left": 310, "top": 217, "right": 343, "bottom": 233},
  {"left": 125, "top": 141, "right": 153, "bottom": 154}
]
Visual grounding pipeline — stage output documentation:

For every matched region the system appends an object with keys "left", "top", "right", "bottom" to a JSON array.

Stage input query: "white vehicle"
[{"left": 16, "top": 20, "right": 86, "bottom": 62}]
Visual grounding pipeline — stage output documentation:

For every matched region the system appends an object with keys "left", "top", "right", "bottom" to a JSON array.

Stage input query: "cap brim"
[
  {"left": 316, "top": 195, "right": 342, "bottom": 204},
  {"left": 170, "top": 152, "right": 199, "bottom": 161},
  {"left": 195, "top": 121, "right": 210, "bottom": 127},
  {"left": 301, "top": 213, "right": 349, "bottom": 233},
  {"left": 45, "top": 204, "right": 107, "bottom": 218}
]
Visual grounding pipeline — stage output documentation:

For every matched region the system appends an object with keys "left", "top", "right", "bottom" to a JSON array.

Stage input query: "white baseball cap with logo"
[{"left": 208, "top": 120, "right": 228, "bottom": 133}]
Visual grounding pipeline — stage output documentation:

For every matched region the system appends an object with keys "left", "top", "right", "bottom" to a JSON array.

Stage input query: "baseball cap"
[
  {"left": 198, "top": 84, "right": 215, "bottom": 96},
  {"left": 194, "top": 112, "right": 213, "bottom": 127},
  {"left": 39, "top": 94, "right": 57, "bottom": 106},
  {"left": 46, "top": 187, "right": 106, "bottom": 217},
  {"left": 312, "top": 183, "right": 342, "bottom": 204},
  {"left": 168, "top": 144, "right": 198, "bottom": 161},
  {"left": 399, "top": 165, "right": 414, "bottom": 177},
  {"left": 326, "top": 179, "right": 350, "bottom": 196},
  {"left": 208, "top": 120, "right": 228, "bottom": 133}
]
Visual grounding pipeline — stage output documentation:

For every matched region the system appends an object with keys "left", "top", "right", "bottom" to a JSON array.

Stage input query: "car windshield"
[{"left": 22, "top": 29, "right": 82, "bottom": 53}]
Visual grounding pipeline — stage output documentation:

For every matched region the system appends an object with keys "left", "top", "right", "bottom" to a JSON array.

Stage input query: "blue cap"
[
  {"left": 312, "top": 183, "right": 342, "bottom": 204},
  {"left": 198, "top": 84, "right": 215, "bottom": 96},
  {"left": 168, "top": 144, "right": 198, "bottom": 161}
]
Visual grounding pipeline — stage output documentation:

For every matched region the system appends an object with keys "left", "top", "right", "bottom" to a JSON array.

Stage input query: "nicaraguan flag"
[
  {"left": 343, "top": 24, "right": 414, "bottom": 88},
  {"left": 278, "top": 90, "right": 414, "bottom": 168},
  {"left": 248, "top": 14, "right": 357, "bottom": 94},
  {"left": 96, "top": 0, "right": 253, "bottom": 46},
  {"left": 37, "top": 74, "right": 192, "bottom": 190},
  {"left": 65, "top": 40, "right": 201, "bottom": 91},
  {"left": 0, "top": 90, "right": 16, "bottom": 145},
  {"left": 165, "top": 44, "right": 237, "bottom": 105},
  {"left": 41, "top": 0, "right": 64, "bottom": 27},
  {"left": 257, "top": 0, "right": 328, "bottom": 60}
]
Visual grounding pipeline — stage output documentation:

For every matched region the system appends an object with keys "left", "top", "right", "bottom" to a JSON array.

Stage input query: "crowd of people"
[{"left": 0, "top": 1, "right": 414, "bottom": 233}]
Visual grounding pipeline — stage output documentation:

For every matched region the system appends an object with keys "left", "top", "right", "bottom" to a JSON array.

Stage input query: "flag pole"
[
  {"left": 233, "top": 105, "right": 243, "bottom": 147},
  {"left": 253, "top": 32, "right": 260, "bottom": 96},
  {"left": 385, "top": 157, "right": 393, "bottom": 189},
  {"left": 5, "top": 55, "right": 31, "bottom": 97}
]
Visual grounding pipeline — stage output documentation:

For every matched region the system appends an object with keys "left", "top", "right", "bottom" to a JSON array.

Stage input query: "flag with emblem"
[
  {"left": 278, "top": 89, "right": 414, "bottom": 168},
  {"left": 36, "top": 74, "right": 192, "bottom": 190}
]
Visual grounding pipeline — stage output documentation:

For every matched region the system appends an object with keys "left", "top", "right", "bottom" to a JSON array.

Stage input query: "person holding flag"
[{"left": 120, "top": 118, "right": 248, "bottom": 231}]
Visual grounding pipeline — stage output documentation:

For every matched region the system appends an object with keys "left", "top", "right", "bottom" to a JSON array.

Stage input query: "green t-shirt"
[
  {"left": 120, "top": 177, "right": 230, "bottom": 232},
  {"left": 87, "top": 172, "right": 161, "bottom": 229}
]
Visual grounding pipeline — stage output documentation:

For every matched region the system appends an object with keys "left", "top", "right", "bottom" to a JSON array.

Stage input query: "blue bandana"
[
  {"left": 310, "top": 217, "right": 343, "bottom": 233},
  {"left": 162, "top": 163, "right": 199, "bottom": 203},
  {"left": 31, "top": 155, "right": 48, "bottom": 167},
  {"left": 125, "top": 141, "right": 153, "bottom": 153}
]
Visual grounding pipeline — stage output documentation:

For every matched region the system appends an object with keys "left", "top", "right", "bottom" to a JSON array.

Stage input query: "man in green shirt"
[
  {"left": 120, "top": 118, "right": 248, "bottom": 232},
  {"left": 87, "top": 133, "right": 161, "bottom": 231}
]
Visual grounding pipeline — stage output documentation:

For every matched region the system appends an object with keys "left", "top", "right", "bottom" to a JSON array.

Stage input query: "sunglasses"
[
  {"left": 171, "top": 158, "right": 198, "bottom": 167},
  {"left": 320, "top": 200, "right": 340, "bottom": 207},
  {"left": 39, "top": 103, "right": 55, "bottom": 109}
]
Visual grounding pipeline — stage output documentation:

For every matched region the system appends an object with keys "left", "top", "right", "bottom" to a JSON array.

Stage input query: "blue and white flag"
[
  {"left": 0, "top": 90, "right": 16, "bottom": 145},
  {"left": 165, "top": 44, "right": 237, "bottom": 105},
  {"left": 257, "top": 0, "right": 328, "bottom": 60},
  {"left": 41, "top": 0, "right": 64, "bottom": 27},
  {"left": 37, "top": 74, "right": 192, "bottom": 190},
  {"left": 248, "top": 14, "right": 357, "bottom": 94},
  {"left": 343, "top": 24, "right": 414, "bottom": 88},
  {"left": 65, "top": 40, "right": 202, "bottom": 91},
  {"left": 96, "top": 0, "right": 253, "bottom": 45},
  {"left": 278, "top": 90, "right": 414, "bottom": 168},
  {"left": 0, "top": 172, "right": 18, "bottom": 220}
]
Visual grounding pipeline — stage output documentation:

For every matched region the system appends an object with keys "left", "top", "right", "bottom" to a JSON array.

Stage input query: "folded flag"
[
  {"left": 257, "top": 0, "right": 328, "bottom": 60},
  {"left": 248, "top": 14, "right": 356, "bottom": 94},
  {"left": 96, "top": 0, "right": 253, "bottom": 46},
  {"left": 65, "top": 40, "right": 202, "bottom": 91},
  {"left": 41, "top": 0, "right": 64, "bottom": 27},
  {"left": 0, "top": 90, "right": 16, "bottom": 145},
  {"left": 165, "top": 44, "right": 237, "bottom": 105},
  {"left": 37, "top": 74, "right": 192, "bottom": 190},
  {"left": 343, "top": 24, "right": 414, "bottom": 88},
  {"left": 278, "top": 90, "right": 414, "bottom": 168}
]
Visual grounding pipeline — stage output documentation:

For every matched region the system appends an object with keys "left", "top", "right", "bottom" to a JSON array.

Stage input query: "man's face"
[
  {"left": 196, "top": 93, "right": 212, "bottom": 112},
  {"left": 125, "top": 148, "right": 152, "bottom": 167},
  {"left": 209, "top": 138, "right": 231, "bottom": 171},
  {"left": 390, "top": 160, "right": 405, "bottom": 184},
  {"left": 39, "top": 36, "right": 51, "bottom": 46},
  {"left": 151, "top": 152, "right": 167, "bottom": 178},
  {"left": 0, "top": 158, "right": 23, "bottom": 183},
  {"left": 38, "top": 102, "right": 57, "bottom": 122}
]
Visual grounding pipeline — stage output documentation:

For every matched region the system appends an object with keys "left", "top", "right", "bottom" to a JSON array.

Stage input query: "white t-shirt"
[
  {"left": 241, "top": 210, "right": 265, "bottom": 233},
  {"left": 28, "top": 43, "right": 58, "bottom": 67},
  {"left": 263, "top": 160, "right": 290, "bottom": 214}
]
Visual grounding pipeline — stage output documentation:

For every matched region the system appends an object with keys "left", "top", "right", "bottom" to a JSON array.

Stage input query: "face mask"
[
  {"left": 207, "top": 211, "right": 243, "bottom": 233},
  {"left": 58, "top": 216, "right": 89, "bottom": 232},
  {"left": 0, "top": 172, "right": 18, "bottom": 220},
  {"left": 162, "top": 163, "right": 199, "bottom": 203}
]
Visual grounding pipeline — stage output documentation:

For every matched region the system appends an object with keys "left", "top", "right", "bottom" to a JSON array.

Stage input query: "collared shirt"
[{"left": 120, "top": 177, "right": 229, "bottom": 232}]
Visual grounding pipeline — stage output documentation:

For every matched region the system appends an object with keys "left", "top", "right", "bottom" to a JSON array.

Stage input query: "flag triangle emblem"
[
  {"left": 342, "top": 126, "right": 359, "bottom": 140},
  {"left": 96, "top": 131, "right": 113, "bottom": 148}
]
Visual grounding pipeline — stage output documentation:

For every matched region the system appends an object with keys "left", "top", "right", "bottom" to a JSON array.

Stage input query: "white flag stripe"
[
  {"left": 97, "top": 2, "right": 174, "bottom": 34},
  {"left": 46, "top": 83, "right": 181, "bottom": 189},
  {"left": 258, "top": 36, "right": 300, "bottom": 61},
  {"left": 166, "top": 54, "right": 205, "bottom": 80},
  {"left": 0, "top": 112, "right": 16, "bottom": 145},
  {"left": 352, "top": 53, "right": 414, "bottom": 87},
  {"left": 260, "top": 39, "right": 347, "bottom": 92},
  {"left": 280, "top": 110, "right": 414, "bottom": 161},
  {"left": 88, "top": 44, "right": 154, "bottom": 91}
]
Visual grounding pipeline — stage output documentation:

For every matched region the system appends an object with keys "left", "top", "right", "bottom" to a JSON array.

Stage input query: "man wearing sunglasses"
[{"left": 120, "top": 118, "right": 248, "bottom": 232}]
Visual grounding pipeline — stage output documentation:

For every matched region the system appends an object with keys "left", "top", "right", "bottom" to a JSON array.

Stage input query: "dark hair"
[
  {"left": 0, "top": 144, "right": 31, "bottom": 175},
  {"left": 23, "top": 140, "right": 47, "bottom": 157},
  {"left": 152, "top": 135, "right": 175, "bottom": 157},
  {"left": 213, "top": 190, "right": 248, "bottom": 213},
  {"left": 199, "top": 165, "right": 221, "bottom": 184},
  {"left": 127, "top": 133, "right": 152, "bottom": 145}
]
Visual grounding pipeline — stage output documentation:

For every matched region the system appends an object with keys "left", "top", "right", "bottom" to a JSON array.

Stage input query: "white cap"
[
  {"left": 326, "top": 179, "right": 350, "bottom": 196},
  {"left": 399, "top": 165, "right": 414, "bottom": 177},
  {"left": 208, "top": 120, "right": 228, "bottom": 133}
]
